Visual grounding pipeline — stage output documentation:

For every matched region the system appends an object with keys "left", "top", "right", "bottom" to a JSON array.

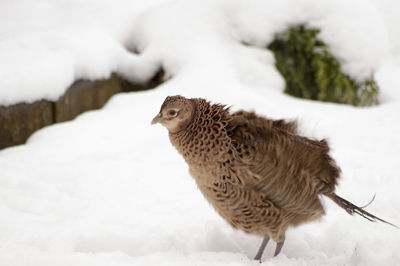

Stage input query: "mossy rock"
[{"left": 268, "top": 25, "right": 379, "bottom": 106}]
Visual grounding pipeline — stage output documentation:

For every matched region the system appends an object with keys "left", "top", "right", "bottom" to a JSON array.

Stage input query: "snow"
[
  {"left": 1, "top": 0, "right": 400, "bottom": 265},
  {"left": 0, "top": 0, "right": 164, "bottom": 106},
  {"left": 0, "top": 0, "right": 394, "bottom": 106}
]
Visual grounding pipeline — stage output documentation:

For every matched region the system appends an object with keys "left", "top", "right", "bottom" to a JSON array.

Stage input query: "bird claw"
[
  {"left": 274, "top": 240, "right": 284, "bottom": 257},
  {"left": 254, "top": 236, "right": 270, "bottom": 261},
  {"left": 253, "top": 236, "right": 284, "bottom": 261}
]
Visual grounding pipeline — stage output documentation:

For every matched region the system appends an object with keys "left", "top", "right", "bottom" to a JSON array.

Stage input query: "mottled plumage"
[{"left": 151, "top": 95, "right": 397, "bottom": 260}]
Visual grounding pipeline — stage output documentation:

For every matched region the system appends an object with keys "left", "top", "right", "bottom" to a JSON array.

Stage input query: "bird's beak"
[{"left": 151, "top": 113, "right": 162, "bottom": 125}]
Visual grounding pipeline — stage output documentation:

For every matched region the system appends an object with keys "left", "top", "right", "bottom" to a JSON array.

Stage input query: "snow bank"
[
  {"left": 1, "top": 0, "right": 400, "bottom": 266},
  {"left": 0, "top": 0, "right": 165, "bottom": 106},
  {"left": 129, "top": 0, "right": 389, "bottom": 86},
  {"left": 0, "top": 0, "right": 393, "bottom": 105}
]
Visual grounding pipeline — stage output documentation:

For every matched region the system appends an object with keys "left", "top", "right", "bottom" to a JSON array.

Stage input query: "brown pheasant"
[{"left": 151, "top": 95, "right": 397, "bottom": 260}]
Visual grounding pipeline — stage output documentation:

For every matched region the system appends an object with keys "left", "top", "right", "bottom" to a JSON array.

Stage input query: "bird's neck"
[{"left": 169, "top": 101, "right": 231, "bottom": 166}]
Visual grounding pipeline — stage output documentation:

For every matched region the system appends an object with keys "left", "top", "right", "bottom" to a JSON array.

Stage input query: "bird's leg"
[
  {"left": 254, "top": 235, "right": 270, "bottom": 261},
  {"left": 274, "top": 239, "right": 285, "bottom": 257}
]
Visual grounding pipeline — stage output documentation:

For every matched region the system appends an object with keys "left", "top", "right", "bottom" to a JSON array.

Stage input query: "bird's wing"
[{"left": 227, "top": 111, "right": 340, "bottom": 214}]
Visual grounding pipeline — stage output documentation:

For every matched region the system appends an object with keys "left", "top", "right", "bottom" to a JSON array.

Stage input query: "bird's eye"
[{"left": 168, "top": 109, "right": 178, "bottom": 117}]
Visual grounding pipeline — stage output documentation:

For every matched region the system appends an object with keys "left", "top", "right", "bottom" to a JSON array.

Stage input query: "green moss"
[{"left": 267, "top": 25, "right": 379, "bottom": 106}]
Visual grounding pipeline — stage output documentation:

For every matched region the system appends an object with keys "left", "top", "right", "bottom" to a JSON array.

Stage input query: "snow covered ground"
[{"left": 1, "top": 0, "right": 400, "bottom": 265}]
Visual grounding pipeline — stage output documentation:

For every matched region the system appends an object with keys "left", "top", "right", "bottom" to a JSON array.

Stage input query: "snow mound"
[
  {"left": 0, "top": 0, "right": 391, "bottom": 105},
  {"left": 129, "top": 0, "right": 388, "bottom": 85},
  {"left": 0, "top": 0, "right": 164, "bottom": 106}
]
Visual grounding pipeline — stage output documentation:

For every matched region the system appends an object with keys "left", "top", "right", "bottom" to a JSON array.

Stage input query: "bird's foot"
[
  {"left": 254, "top": 235, "right": 270, "bottom": 261},
  {"left": 274, "top": 240, "right": 285, "bottom": 257}
]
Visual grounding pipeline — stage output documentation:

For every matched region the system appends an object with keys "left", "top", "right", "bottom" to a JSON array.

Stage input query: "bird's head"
[{"left": 151, "top": 95, "right": 195, "bottom": 133}]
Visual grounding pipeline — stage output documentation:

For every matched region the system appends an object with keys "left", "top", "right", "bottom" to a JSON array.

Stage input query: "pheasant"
[{"left": 151, "top": 95, "right": 397, "bottom": 260}]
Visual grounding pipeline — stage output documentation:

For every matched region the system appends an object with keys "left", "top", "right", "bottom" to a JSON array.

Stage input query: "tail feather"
[{"left": 328, "top": 193, "right": 398, "bottom": 228}]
